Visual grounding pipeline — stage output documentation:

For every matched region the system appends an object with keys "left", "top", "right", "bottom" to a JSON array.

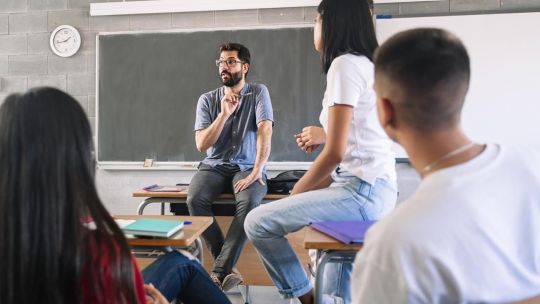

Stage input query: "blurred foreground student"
[
  {"left": 352, "top": 28, "right": 540, "bottom": 303},
  {"left": 0, "top": 87, "right": 230, "bottom": 304},
  {"left": 245, "top": 0, "right": 397, "bottom": 303}
]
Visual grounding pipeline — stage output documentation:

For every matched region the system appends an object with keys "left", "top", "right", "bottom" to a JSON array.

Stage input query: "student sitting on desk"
[
  {"left": 170, "top": 42, "right": 274, "bottom": 291},
  {"left": 245, "top": 0, "right": 397, "bottom": 303},
  {"left": 351, "top": 28, "right": 540, "bottom": 303},
  {"left": 0, "top": 87, "right": 230, "bottom": 304}
]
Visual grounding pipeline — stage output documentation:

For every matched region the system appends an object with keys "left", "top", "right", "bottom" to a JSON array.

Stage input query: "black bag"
[{"left": 267, "top": 170, "right": 307, "bottom": 194}]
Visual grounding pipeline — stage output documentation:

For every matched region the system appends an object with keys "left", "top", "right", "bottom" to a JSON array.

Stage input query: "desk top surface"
[
  {"left": 115, "top": 215, "right": 212, "bottom": 247},
  {"left": 132, "top": 190, "right": 288, "bottom": 200},
  {"left": 304, "top": 226, "right": 363, "bottom": 251}
]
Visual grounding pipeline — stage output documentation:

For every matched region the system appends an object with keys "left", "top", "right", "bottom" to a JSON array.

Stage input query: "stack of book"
[{"left": 118, "top": 218, "right": 184, "bottom": 238}]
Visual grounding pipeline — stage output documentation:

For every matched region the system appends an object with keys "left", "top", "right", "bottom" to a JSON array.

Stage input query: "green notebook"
[{"left": 122, "top": 219, "right": 184, "bottom": 238}]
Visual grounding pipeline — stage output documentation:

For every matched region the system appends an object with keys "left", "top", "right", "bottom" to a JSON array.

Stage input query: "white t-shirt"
[
  {"left": 351, "top": 144, "right": 540, "bottom": 303},
  {"left": 319, "top": 54, "right": 396, "bottom": 184}
]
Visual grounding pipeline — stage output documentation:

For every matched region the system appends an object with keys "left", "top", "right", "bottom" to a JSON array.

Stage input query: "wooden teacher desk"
[{"left": 132, "top": 190, "right": 288, "bottom": 215}]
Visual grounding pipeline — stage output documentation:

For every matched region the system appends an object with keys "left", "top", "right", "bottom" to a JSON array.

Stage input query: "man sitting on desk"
[
  {"left": 351, "top": 28, "right": 540, "bottom": 302},
  {"left": 171, "top": 42, "right": 273, "bottom": 291}
]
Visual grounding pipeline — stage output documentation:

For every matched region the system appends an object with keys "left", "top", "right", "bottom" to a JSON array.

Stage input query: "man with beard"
[{"left": 171, "top": 43, "right": 273, "bottom": 291}]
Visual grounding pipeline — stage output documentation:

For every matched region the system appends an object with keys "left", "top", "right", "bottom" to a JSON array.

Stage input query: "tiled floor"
[{"left": 226, "top": 285, "right": 298, "bottom": 304}]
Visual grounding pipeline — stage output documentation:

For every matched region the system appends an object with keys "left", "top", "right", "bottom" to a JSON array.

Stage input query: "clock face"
[{"left": 50, "top": 25, "right": 81, "bottom": 57}]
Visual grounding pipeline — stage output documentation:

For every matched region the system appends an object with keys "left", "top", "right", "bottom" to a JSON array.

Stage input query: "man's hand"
[
  {"left": 220, "top": 93, "right": 240, "bottom": 117},
  {"left": 294, "top": 126, "right": 326, "bottom": 153},
  {"left": 234, "top": 171, "right": 265, "bottom": 193},
  {"left": 144, "top": 283, "right": 169, "bottom": 304}
]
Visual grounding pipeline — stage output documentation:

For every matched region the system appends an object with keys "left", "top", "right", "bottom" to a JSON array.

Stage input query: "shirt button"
[{"left": 232, "top": 145, "right": 236, "bottom": 149}]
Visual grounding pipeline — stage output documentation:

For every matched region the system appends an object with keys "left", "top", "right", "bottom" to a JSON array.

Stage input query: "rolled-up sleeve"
[{"left": 255, "top": 85, "right": 274, "bottom": 126}]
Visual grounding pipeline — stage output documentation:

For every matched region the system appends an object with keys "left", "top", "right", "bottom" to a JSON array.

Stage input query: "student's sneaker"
[
  {"left": 210, "top": 273, "right": 223, "bottom": 290},
  {"left": 322, "top": 294, "right": 344, "bottom": 304},
  {"left": 221, "top": 271, "right": 243, "bottom": 291}
]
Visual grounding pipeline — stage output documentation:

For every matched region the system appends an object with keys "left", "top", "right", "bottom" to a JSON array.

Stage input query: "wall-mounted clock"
[{"left": 50, "top": 25, "right": 82, "bottom": 57}]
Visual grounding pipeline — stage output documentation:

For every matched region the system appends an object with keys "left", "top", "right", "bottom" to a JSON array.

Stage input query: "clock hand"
[{"left": 56, "top": 36, "right": 72, "bottom": 44}]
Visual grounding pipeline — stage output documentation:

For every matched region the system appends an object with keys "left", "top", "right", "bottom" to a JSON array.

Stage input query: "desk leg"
[
  {"left": 137, "top": 198, "right": 173, "bottom": 215},
  {"left": 137, "top": 199, "right": 153, "bottom": 215},
  {"left": 194, "top": 237, "right": 204, "bottom": 262},
  {"left": 314, "top": 250, "right": 357, "bottom": 304}
]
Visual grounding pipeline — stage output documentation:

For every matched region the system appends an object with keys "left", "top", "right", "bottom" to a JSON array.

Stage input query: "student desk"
[
  {"left": 131, "top": 191, "right": 289, "bottom": 304},
  {"left": 304, "top": 226, "right": 363, "bottom": 304},
  {"left": 115, "top": 215, "right": 213, "bottom": 261},
  {"left": 132, "top": 190, "right": 288, "bottom": 215}
]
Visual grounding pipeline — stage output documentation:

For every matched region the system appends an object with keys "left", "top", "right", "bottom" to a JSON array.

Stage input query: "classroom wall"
[{"left": 1, "top": 0, "right": 539, "bottom": 214}]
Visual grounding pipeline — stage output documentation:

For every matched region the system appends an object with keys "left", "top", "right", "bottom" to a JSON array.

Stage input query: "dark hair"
[
  {"left": 219, "top": 43, "right": 251, "bottom": 77},
  {"left": 317, "top": 0, "right": 378, "bottom": 73},
  {"left": 0, "top": 87, "right": 140, "bottom": 303},
  {"left": 375, "top": 28, "right": 471, "bottom": 131}
]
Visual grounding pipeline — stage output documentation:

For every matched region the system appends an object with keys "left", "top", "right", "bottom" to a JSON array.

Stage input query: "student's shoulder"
[
  {"left": 329, "top": 54, "right": 373, "bottom": 78},
  {"left": 332, "top": 53, "right": 372, "bottom": 68},
  {"left": 498, "top": 144, "right": 540, "bottom": 178},
  {"left": 501, "top": 144, "right": 540, "bottom": 162}
]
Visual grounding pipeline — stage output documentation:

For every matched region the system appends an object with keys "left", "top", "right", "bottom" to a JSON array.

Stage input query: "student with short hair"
[
  {"left": 0, "top": 87, "right": 231, "bottom": 304},
  {"left": 351, "top": 28, "right": 540, "bottom": 303},
  {"left": 245, "top": 0, "right": 397, "bottom": 303}
]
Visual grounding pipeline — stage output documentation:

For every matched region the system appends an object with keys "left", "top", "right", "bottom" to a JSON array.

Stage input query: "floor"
[{"left": 226, "top": 285, "right": 297, "bottom": 304}]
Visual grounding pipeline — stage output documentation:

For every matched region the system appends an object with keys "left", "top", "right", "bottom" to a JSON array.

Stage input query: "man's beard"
[{"left": 220, "top": 71, "right": 243, "bottom": 87}]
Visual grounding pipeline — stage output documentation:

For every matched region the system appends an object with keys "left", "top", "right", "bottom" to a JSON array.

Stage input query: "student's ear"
[{"left": 377, "top": 96, "right": 398, "bottom": 141}]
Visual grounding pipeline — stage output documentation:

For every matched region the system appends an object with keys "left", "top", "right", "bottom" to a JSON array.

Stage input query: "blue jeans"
[
  {"left": 244, "top": 173, "right": 397, "bottom": 301},
  {"left": 142, "top": 251, "right": 231, "bottom": 304}
]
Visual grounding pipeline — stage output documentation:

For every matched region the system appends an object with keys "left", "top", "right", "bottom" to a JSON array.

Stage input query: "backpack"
[{"left": 267, "top": 170, "right": 307, "bottom": 194}]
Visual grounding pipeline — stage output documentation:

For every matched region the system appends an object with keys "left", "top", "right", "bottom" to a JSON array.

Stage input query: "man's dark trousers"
[{"left": 171, "top": 163, "right": 267, "bottom": 279}]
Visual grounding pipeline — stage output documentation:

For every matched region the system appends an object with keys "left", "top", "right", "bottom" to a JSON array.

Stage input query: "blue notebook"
[
  {"left": 122, "top": 219, "right": 184, "bottom": 238},
  {"left": 311, "top": 220, "right": 376, "bottom": 244}
]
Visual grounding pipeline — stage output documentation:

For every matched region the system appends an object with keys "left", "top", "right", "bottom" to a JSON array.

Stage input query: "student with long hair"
[
  {"left": 245, "top": 0, "right": 397, "bottom": 303},
  {"left": 0, "top": 87, "right": 230, "bottom": 304}
]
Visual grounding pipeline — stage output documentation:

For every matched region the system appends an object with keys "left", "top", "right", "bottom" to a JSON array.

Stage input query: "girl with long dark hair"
[
  {"left": 245, "top": 1, "right": 397, "bottom": 303},
  {"left": 0, "top": 87, "right": 230, "bottom": 304}
]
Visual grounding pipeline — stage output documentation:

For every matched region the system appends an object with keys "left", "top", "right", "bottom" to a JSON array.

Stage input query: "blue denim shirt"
[{"left": 194, "top": 83, "right": 273, "bottom": 171}]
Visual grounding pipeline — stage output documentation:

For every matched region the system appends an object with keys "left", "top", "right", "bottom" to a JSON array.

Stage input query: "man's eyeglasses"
[{"left": 215, "top": 59, "right": 244, "bottom": 67}]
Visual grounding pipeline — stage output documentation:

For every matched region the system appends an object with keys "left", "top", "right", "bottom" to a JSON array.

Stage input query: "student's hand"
[
  {"left": 144, "top": 283, "right": 169, "bottom": 304},
  {"left": 220, "top": 93, "right": 240, "bottom": 117},
  {"left": 295, "top": 126, "right": 325, "bottom": 153},
  {"left": 303, "top": 144, "right": 320, "bottom": 154},
  {"left": 234, "top": 171, "right": 265, "bottom": 193}
]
